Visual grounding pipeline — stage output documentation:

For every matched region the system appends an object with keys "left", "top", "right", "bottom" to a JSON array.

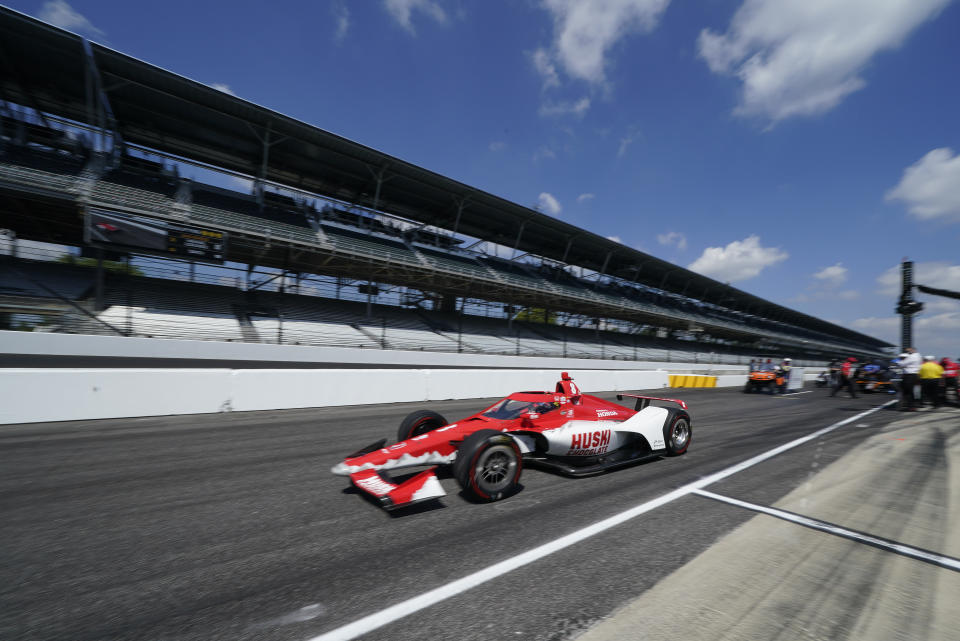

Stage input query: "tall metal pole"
[{"left": 901, "top": 260, "right": 914, "bottom": 352}]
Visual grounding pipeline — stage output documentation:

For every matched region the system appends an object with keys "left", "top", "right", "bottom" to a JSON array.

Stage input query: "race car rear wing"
[{"left": 616, "top": 394, "right": 688, "bottom": 411}]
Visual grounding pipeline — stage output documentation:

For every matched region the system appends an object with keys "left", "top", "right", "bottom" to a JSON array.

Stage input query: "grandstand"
[{"left": 0, "top": 6, "right": 893, "bottom": 367}]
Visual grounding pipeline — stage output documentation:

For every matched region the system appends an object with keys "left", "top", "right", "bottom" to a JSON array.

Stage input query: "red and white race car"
[{"left": 332, "top": 373, "right": 692, "bottom": 510}]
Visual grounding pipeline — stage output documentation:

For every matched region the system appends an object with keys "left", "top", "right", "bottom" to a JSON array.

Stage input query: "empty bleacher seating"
[{"left": 0, "top": 145, "right": 85, "bottom": 193}]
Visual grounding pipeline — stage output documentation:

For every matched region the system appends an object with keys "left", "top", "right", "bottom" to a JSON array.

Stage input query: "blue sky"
[{"left": 10, "top": 0, "right": 960, "bottom": 356}]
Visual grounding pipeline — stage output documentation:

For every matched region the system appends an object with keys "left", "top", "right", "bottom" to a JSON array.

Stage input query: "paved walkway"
[{"left": 576, "top": 408, "right": 960, "bottom": 641}]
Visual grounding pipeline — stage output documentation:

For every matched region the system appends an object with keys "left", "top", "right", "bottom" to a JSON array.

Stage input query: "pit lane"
[{"left": 0, "top": 386, "right": 912, "bottom": 641}]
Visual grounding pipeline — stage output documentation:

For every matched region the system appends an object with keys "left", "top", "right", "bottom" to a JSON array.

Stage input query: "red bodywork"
[{"left": 332, "top": 373, "right": 688, "bottom": 509}]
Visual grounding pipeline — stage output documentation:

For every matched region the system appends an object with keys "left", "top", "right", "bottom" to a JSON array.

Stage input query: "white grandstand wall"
[
  {"left": 0, "top": 367, "right": 670, "bottom": 424},
  {"left": 0, "top": 369, "right": 232, "bottom": 424}
]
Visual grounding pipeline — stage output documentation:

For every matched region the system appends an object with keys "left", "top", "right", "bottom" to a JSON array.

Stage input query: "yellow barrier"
[{"left": 669, "top": 375, "right": 717, "bottom": 388}]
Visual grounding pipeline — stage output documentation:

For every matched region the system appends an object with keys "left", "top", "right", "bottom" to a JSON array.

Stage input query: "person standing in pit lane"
[
  {"left": 941, "top": 357, "right": 958, "bottom": 405},
  {"left": 899, "top": 348, "right": 922, "bottom": 411},
  {"left": 777, "top": 357, "right": 792, "bottom": 394},
  {"left": 830, "top": 357, "right": 858, "bottom": 398},
  {"left": 919, "top": 355, "right": 944, "bottom": 408},
  {"left": 827, "top": 358, "right": 842, "bottom": 387}
]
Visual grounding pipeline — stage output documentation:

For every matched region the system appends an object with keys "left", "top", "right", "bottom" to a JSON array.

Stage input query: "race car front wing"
[{"left": 348, "top": 467, "right": 446, "bottom": 510}]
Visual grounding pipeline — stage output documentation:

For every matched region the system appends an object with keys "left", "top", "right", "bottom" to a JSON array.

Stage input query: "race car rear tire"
[
  {"left": 453, "top": 429, "right": 522, "bottom": 502},
  {"left": 743, "top": 382, "right": 752, "bottom": 393},
  {"left": 397, "top": 409, "right": 448, "bottom": 442},
  {"left": 663, "top": 410, "right": 692, "bottom": 456}
]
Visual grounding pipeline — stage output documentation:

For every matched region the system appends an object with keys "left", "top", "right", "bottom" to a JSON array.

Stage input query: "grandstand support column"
[
  {"left": 512, "top": 220, "right": 528, "bottom": 259},
  {"left": 562, "top": 236, "right": 576, "bottom": 264},
  {"left": 451, "top": 196, "right": 469, "bottom": 236},
  {"left": 457, "top": 313, "right": 463, "bottom": 353},
  {"left": 0, "top": 229, "right": 16, "bottom": 259},
  {"left": 246, "top": 121, "right": 288, "bottom": 205},
  {"left": 81, "top": 39, "right": 121, "bottom": 159},
  {"left": 659, "top": 270, "right": 672, "bottom": 290},
  {"left": 366, "top": 165, "right": 392, "bottom": 212},
  {"left": 599, "top": 251, "right": 612, "bottom": 278},
  {"left": 94, "top": 247, "right": 104, "bottom": 312}
]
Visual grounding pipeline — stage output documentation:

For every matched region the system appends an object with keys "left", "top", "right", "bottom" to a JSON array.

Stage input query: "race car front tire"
[
  {"left": 663, "top": 409, "right": 692, "bottom": 456},
  {"left": 453, "top": 429, "right": 522, "bottom": 502},
  {"left": 397, "top": 409, "right": 448, "bottom": 442}
]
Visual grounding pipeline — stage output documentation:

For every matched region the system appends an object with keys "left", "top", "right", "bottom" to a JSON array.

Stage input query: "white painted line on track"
[
  {"left": 773, "top": 391, "right": 812, "bottom": 398},
  {"left": 692, "top": 489, "right": 960, "bottom": 572},
  {"left": 307, "top": 400, "right": 897, "bottom": 641}
]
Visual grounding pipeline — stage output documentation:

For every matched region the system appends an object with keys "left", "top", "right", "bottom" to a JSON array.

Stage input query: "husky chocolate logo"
[{"left": 567, "top": 429, "right": 611, "bottom": 455}]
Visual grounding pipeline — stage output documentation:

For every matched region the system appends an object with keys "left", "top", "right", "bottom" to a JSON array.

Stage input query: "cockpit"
[{"left": 482, "top": 398, "right": 560, "bottom": 420}]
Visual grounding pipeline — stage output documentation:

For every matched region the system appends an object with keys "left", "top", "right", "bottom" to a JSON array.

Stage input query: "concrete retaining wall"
[
  {"left": 715, "top": 374, "right": 748, "bottom": 387},
  {"left": 0, "top": 368, "right": 672, "bottom": 425}
]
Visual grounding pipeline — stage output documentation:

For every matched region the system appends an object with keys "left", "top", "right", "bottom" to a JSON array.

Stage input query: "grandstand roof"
[{"left": 0, "top": 6, "right": 890, "bottom": 350}]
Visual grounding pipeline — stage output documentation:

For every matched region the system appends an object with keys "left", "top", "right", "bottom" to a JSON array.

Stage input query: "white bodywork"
[
  {"left": 537, "top": 405, "right": 669, "bottom": 456},
  {"left": 616, "top": 405, "right": 669, "bottom": 450}
]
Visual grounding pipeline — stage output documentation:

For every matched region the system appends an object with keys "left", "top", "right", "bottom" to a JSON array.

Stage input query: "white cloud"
[
  {"left": 852, "top": 313, "right": 959, "bottom": 356},
  {"left": 333, "top": 3, "right": 350, "bottom": 43},
  {"left": 537, "top": 192, "right": 563, "bottom": 216},
  {"left": 37, "top": 0, "right": 104, "bottom": 38},
  {"left": 886, "top": 148, "right": 960, "bottom": 222},
  {"left": 533, "top": 146, "right": 557, "bottom": 162},
  {"left": 489, "top": 141, "right": 507, "bottom": 152},
  {"left": 926, "top": 299, "right": 960, "bottom": 313},
  {"left": 813, "top": 262, "right": 848, "bottom": 287},
  {"left": 577, "top": 193, "right": 595, "bottom": 204},
  {"left": 537, "top": 0, "right": 671, "bottom": 86},
  {"left": 617, "top": 127, "right": 642, "bottom": 158},
  {"left": 688, "top": 235, "right": 787, "bottom": 282},
  {"left": 657, "top": 231, "right": 687, "bottom": 251},
  {"left": 850, "top": 316, "right": 900, "bottom": 336},
  {"left": 790, "top": 288, "right": 859, "bottom": 304},
  {"left": 877, "top": 261, "right": 960, "bottom": 296},
  {"left": 538, "top": 97, "right": 591, "bottom": 118},
  {"left": 606, "top": 235, "right": 623, "bottom": 244},
  {"left": 209, "top": 83, "right": 236, "bottom": 96},
  {"left": 531, "top": 48, "right": 561, "bottom": 90},
  {"left": 698, "top": 0, "right": 952, "bottom": 123},
  {"left": 383, "top": 0, "right": 446, "bottom": 34}
]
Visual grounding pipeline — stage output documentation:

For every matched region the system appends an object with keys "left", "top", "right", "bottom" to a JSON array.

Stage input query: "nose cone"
[{"left": 331, "top": 461, "right": 350, "bottom": 476}]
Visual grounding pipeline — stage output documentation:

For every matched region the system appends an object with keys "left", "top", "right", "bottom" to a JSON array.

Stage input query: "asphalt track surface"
[{"left": 1, "top": 386, "right": 907, "bottom": 641}]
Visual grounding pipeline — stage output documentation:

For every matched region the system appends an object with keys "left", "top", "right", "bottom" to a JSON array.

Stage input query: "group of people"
[
  {"left": 823, "top": 348, "right": 958, "bottom": 410},
  {"left": 896, "top": 348, "right": 958, "bottom": 410},
  {"left": 748, "top": 357, "right": 794, "bottom": 394},
  {"left": 748, "top": 358, "right": 791, "bottom": 373}
]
